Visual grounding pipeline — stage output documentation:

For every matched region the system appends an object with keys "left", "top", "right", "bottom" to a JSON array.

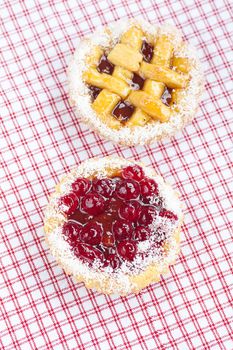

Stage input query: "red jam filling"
[
  {"left": 88, "top": 85, "right": 102, "bottom": 102},
  {"left": 97, "top": 54, "right": 114, "bottom": 75},
  {"left": 112, "top": 101, "right": 135, "bottom": 122},
  {"left": 161, "top": 87, "right": 173, "bottom": 106},
  {"left": 58, "top": 165, "right": 178, "bottom": 270},
  {"left": 141, "top": 40, "right": 154, "bottom": 63},
  {"left": 131, "top": 73, "right": 145, "bottom": 90}
]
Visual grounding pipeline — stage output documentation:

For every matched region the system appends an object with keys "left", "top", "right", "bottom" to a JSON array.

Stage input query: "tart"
[
  {"left": 44, "top": 157, "right": 183, "bottom": 295},
  {"left": 68, "top": 18, "right": 203, "bottom": 145}
]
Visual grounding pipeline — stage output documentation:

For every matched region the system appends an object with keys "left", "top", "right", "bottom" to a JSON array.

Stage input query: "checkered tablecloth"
[{"left": 1, "top": 0, "right": 232, "bottom": 349}]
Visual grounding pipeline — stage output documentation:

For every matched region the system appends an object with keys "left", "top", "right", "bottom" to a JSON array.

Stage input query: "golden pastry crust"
[
  {"left": 44, "top": 157, "right": 183, "bottom": 295},
  {"left": 67, "top": 18, "right": 204, "bottom": 146}
]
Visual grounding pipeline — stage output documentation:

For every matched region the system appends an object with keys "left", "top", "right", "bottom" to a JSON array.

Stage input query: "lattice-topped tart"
[
  {"left": 68, "top": 18, "right": 203, "bottom": 145},
  {"left": 44, "top": 157, "right": 183, "bottom": 295}
]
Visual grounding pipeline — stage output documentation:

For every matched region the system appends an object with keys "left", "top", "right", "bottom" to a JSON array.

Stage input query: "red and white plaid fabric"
[{"left": 1, "top": 1, "right": 232, "bottom": 349}]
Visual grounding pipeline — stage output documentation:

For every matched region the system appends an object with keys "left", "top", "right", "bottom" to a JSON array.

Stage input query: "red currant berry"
[
  {"left": 74, "top": 243, "right": 104, "bottom": 264},
  {"left": 80, "top": 221, "right": 103, "bottom": 245},
  {"left": 62, "top": 220, "right": 82, "bottom": 244},
  {"left": 117, "top": 240, "right": 137, "bottom": 261},
  {"left": 138, "top": 206, "right": 157, "bottom": 226},
  {"left": 103, "top": 253, "right": 121, "bottom": 269},
  {"left": 112, "top": 220, "right": 134, "bottom": 241},
  {"left": 116, "top": 179, "right": 140, "bottom": 200},
  {"left": 134, "top": 226, "right": 151, "bottom": 241},
  {"left": 80, "top": 192, "right": 105, "bottom": 215},
  {"left": 93, "top": 178, "right": 114, "bottom": 198},
  {"left": 140, "top": 178, "right": 158, "bottom": 197},
  {"left": 159, "top": 208, "right": 178, "bottom": 221},
  {"left": 58, "top": 193, "right": 78, "bottom": 216},
  {"left": 118, "top": 201, "right": 141, "bottom": 221},
  {"left": 122, "top": 165, "right": 144, "bottom": 181},
  {"left": 71, "top": 178, "right": 91, "bottom": 196}
]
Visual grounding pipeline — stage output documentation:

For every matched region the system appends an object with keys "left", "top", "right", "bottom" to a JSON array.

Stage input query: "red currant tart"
[{"left": 44, "top": 157, "right": 183, "bottom": 295}]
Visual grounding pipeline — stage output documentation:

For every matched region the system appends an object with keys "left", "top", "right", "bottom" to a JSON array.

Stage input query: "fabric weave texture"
[{"left": 1, "top": 0, "right": 232, "bottom": 349}]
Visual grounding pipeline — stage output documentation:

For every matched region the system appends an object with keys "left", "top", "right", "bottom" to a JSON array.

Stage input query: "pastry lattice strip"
[{"left": 83, "top": 25, "right": 191, "bottom": 127}]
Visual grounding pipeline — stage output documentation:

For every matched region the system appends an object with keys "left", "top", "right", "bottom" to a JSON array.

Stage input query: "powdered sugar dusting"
[
  {"left": 44, "top": 157, "right": 183, "bottom": 294},
  {"left": 67, "top": 18, "right": 204, "bottom": 145}
]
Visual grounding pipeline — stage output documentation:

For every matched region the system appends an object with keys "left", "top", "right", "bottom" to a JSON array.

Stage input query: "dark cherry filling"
[
  {"left": 60, "top": 165, "right": 178, "bottom": 269},
  {"left": 88, "top": 85, "right": 102, "bottom": 101},
  {"left": 97, "top": 54, "right": 114, "bottom": 74},
  {"left": 131, "top": 73, "right": 145, "bottom": 90},
  {"left": 141, "top": 40, "right": 154, "bottom": 63},
  {"left": 161, "top": 87, "right": 173, "bottom": 106},
  {"left": 112, "top": 101, "right": 135, "bottom": 122}
]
